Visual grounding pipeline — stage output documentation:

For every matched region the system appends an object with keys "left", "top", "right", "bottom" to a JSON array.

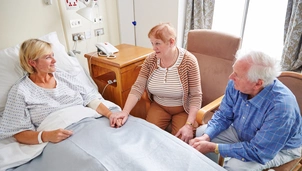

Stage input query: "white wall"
[
  {"left": 0, "top": 0, "right": 66, "bottom": 48},
  {"left": 0, "top": 0, "right": 187, "bottom": 71},
  {"left": 0, "top": 0, "right": 120, "bottom": 71},
  {"left": 117, "top": 0, "right": 186, "bottom": 48}
]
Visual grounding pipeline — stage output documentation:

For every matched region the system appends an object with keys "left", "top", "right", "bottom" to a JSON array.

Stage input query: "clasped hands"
[
  {"left": 189, "top": 134, "right": 216, "bottom": 154},
  {"left": 108, "top": 111, "right": 129, "bottom": 128}
]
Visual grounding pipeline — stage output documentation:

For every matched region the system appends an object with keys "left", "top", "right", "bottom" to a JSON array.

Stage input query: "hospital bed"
[{"left": 0, "top": 32, "right": 225, "bottom": 171}]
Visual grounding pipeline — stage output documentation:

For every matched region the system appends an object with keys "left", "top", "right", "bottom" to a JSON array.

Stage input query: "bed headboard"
[{"left": 0, "top": 0, "right": 66, "bottom": 50}]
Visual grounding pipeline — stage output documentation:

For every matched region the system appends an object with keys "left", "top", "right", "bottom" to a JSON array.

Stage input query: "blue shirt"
[{"left": 205, "top": 79, "right": 302, "bottom": 164}]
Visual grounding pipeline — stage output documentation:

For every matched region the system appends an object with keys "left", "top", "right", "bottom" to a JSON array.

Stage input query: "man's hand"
[
  {"left": 190, "top": 140, "right": 217, "bottom": 154},
  {"left": 189, "top": 134, "right": 216, "bottom": 154}
]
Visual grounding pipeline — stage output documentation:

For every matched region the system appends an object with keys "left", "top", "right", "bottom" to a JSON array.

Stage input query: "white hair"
[{"left": 235, "top": 49, "right": 281, "bottom": 87}]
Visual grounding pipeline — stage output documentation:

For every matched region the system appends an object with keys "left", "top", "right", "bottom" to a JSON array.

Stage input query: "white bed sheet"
[{"left": 0, "top": 103, "right": 115, "bottom": 171}]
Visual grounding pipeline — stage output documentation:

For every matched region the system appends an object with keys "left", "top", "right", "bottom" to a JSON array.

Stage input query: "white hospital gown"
[{"left": 0, "top": 68, "right": 101, "bottom": 139}]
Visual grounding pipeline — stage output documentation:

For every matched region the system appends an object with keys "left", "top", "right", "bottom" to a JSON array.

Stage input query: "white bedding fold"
[{"left": 0, "top": 105, "right": 102, "bottom": 171}]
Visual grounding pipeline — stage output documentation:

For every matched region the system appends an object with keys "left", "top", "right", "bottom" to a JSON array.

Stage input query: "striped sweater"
[{"left": 129, "top": 47, "right": 202, "bottom": 114}]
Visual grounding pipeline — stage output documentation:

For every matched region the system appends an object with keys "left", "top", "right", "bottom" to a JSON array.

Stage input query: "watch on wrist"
[
  {"left": 185, "top": 121, "right": 193, "bottom": 127},
  {"left": 214, "top": 144, "right": 219, "bottom": 154}
]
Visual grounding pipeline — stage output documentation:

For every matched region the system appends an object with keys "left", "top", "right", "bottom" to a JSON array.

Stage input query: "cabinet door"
[
  {"left": 120, "top": 60, "right": 144, "bottom": 92},
  {"left": 117, "top": 0, "right": 181, "bottom": 48},
  {"left": 117, "top": 0, "right": 136, "bottom": 45}
]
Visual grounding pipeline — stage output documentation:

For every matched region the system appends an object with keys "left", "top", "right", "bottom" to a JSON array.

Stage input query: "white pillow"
[
  {"left": 0, "top": 45, "right": 25, "bottom": 113},
  {"left": 0, "top": 32, "right": 81, "bottom": 114}
]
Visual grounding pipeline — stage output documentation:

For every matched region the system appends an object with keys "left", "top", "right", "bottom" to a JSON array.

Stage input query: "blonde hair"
[
  {"left": 19, "top": 39, "right": 52, "bottom": 74},
  {"left": 148, "top": 23, "right": 176, "bottom": 43}
]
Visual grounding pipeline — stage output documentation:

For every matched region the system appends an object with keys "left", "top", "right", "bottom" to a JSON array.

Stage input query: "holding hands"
[
  {"left": 109, "top": 111, "right": 129, "bottom": 128},
  {"left": 189, "top": 134, "right": 216, "bottom": 154}
]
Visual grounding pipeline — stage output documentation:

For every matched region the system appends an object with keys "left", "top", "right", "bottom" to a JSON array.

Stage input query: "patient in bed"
[
  {"left": 0, "top": 36, "right": 226, "bottom": 171},
  {"left": 0, "top": 39, "right": 117, "bottom": 145}
]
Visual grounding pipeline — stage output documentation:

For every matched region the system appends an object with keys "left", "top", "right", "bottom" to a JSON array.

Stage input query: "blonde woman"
[{"left": 0, "top": 39, "right": 113, "bottom": 144}]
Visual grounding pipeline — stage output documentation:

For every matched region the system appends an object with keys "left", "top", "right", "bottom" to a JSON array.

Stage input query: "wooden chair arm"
[{"left": 196, "top": 95, "right": 224, "bottom": 125}]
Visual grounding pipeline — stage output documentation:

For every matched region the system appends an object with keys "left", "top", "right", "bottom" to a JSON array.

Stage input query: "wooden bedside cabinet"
[{"left": 84, "top": 44, "right": 153, "bottom": 119}]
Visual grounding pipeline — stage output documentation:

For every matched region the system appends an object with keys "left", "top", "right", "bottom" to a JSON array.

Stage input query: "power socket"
[
  {"left": 93, "top": 16, "right": 102, "bottom": 23},
  {"left": 70, "top": 19, "right": 82, "bottom": 28},
  {"left": 72, "top": 32, "right": 85, "bottom": 41},
  {"left": 107, "top": 79, "right": 117, "bottom": 84}
]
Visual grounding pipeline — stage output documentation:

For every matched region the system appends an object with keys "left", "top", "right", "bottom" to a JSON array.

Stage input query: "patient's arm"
[
  {"left": 87, "top": 99, "right": 112, "bottom": 118},
  {"left": 14, "top": 129, "right": 73, "bottom": 145},
  {"left": 87, "top": 99, "right": 126, "bottom": 128},
  {"left": 95, "top": 102, "right": 112, "bottom": 118}
]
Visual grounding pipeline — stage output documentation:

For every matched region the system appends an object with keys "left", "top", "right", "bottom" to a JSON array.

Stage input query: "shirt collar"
[{"left": 240, "top": 80, "right": 276, "bottom": 109}]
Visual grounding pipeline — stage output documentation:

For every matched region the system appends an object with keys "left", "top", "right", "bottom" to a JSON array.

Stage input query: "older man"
[{"left": 190, "top": 49, "right": 302, "bottom": 171}]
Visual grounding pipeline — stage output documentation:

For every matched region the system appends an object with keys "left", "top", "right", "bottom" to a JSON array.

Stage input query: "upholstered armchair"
[
  {"left": 186, "top": 29, "right": 241, "bottom": 125},
  {"left": 198, "top": 70, "right": 302, "bottom": 170}
]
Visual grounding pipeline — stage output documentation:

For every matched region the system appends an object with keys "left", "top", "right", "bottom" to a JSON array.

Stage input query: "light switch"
[{"left": 84, "top": 30, "right": 92, "bottom": 39}]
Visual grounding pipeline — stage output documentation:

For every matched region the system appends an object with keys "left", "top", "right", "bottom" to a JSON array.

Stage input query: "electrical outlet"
[
  {"left": 95, "top": 28, "right": 104, "bottom": 36},
  {"left": 93, "top": 16, "right": 102, "bottom": 23},
  {"left": 70, "top": 19, "right": 82, "bottom": 28},
  {"left": 72, "top": 32, "right": 85, "bottom": 41},
  {"left": 107, "top": 79, "right": 117, "bottom": 84}
]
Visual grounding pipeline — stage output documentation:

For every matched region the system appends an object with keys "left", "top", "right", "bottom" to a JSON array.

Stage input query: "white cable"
[
  {"left": 101, "top": 79, "right": 117, "bottom": 95},
  {"left": 102, "top": 83, "right": 110, "bottom": 95}
]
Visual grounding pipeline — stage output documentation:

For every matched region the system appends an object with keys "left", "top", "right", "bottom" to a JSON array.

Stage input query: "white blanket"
[
  {"left": 1, "top": 102, "right": 225, "bottom": 171},
  {"left": 0, "top": 104, "right": 108, "bottom": 171}
]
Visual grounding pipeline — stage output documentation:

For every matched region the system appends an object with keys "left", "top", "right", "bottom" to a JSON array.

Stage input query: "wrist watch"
[
  {"left": 186, "top": 121, "right": 193, "bottom": 126},
  {"left": 214, "top": 144, "right": 219, "bottom": 154}
]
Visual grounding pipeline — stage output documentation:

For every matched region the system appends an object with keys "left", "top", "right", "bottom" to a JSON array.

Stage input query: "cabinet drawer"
[{"left": 121, "top": 60, "right": 144, "bottom": 92}]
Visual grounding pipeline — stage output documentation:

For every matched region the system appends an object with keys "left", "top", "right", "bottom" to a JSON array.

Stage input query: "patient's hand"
[
  {"left": 44, "top": 129, "right": 73, "bottom": 143},
  {"left": 14, "top": 129, "right": 73, "bottom": 145},
  {"left": 109, "top": 111, "right": 129, "bottom": 128}
]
